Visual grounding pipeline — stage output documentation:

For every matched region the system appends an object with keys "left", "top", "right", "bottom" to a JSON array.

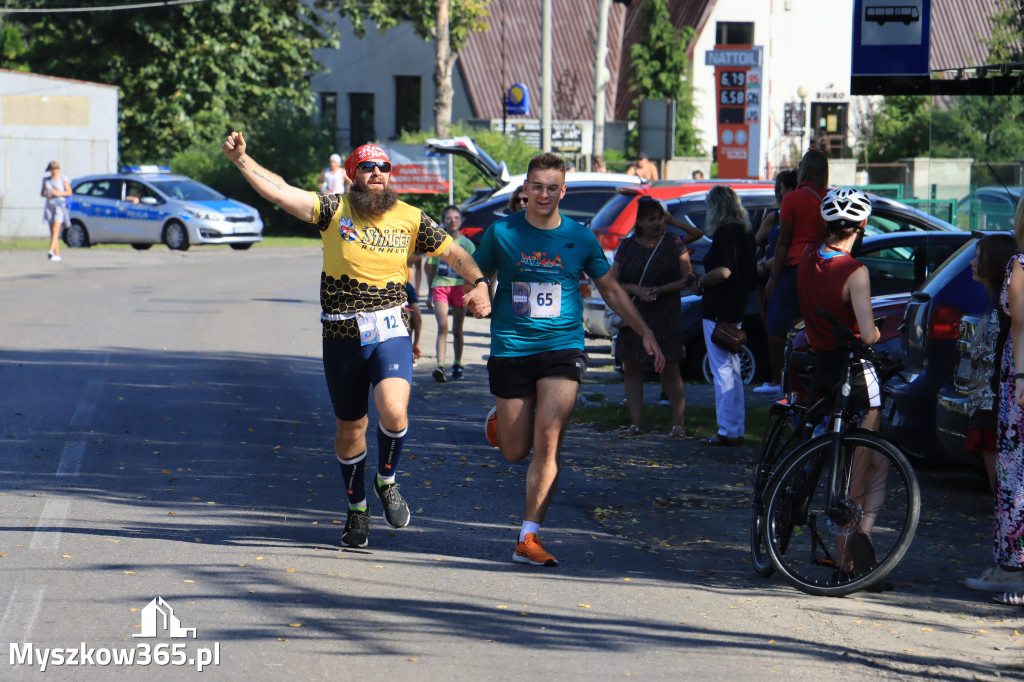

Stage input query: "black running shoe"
[
  {"left": 374, "top": 479, "right": 411, "bottom": 528},
  {"left": 341, "top": 508, "right": 370, "bottom": 548},
  {"left": 432, "top": 367, "right": 446, "bottom": 383},
  {"left": 451, "top": 365, "right": 464, "bottom": 380}
]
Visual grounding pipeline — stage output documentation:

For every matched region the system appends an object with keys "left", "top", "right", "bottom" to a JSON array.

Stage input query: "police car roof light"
[{"left": 120, "top": 165, "right": 171, "bottom": 174}]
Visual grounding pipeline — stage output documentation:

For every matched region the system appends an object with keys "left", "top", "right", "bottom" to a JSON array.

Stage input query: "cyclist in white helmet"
[{"left": 798, "top": 187, "right": 891, "bottom": 591}]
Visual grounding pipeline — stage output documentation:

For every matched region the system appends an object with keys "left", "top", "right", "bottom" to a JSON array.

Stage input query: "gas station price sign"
[
  {"left": 718, "top": 70, "right": 746, "bottom": 123},
  {"left": 705, "top": 46, "right": 763, "bottom": 179}
]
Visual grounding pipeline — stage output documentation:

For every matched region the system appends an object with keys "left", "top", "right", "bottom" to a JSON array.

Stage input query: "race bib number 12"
[
  {"left": 512, "top": 282, "right": 562, "bottom": 318},
  {"left": 356, "top": 305, "right": 409, "bottom": 346}
]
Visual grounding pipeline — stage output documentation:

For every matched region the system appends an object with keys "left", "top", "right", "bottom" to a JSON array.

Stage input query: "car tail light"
[{"left": 927, "top": 303, "right": 964, "bottom": 340}]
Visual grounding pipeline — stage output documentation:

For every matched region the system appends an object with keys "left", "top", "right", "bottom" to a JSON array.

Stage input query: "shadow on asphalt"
[{"left": 1, "top": 345, "right": 1013, "bottom": 676}]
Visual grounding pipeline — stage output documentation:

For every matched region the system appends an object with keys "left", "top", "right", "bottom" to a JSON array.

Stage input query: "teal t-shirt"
[{"left": 473, "top": 212, "right": 610, "bottom": 357}]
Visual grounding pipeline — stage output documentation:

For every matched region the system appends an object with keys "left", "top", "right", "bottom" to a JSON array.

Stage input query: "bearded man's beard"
[{"left": 348, "top": 184, "right": 399, "bottom": 217}]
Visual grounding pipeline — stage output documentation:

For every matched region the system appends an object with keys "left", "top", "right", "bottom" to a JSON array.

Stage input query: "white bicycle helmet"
[{"left": 820, "top": 187, "right": 872, "bottom": 226}]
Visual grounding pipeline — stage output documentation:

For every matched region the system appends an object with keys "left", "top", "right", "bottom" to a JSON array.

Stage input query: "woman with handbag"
[
  {"left": 610, "top": 197, "right": 693, "bottom": 438},
  {"left": 692, "top": 186, "right": 756, "bottom": 446}
]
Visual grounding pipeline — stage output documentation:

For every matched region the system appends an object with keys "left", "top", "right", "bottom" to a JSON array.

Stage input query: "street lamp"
[{"left": 796, "top": 85, "right": 808, "bottom": 155}]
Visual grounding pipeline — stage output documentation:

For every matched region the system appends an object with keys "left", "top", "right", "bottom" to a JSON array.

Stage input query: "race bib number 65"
[{"left": 512, "top": 281, "right": 562, "bottom": 318}]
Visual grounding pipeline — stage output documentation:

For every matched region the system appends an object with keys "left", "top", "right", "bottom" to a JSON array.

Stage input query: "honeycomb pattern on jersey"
[
  {"left": 417, "top": 212, "right": 449, "bottom": 252},
  {"left": 320, "top": 272, "right": 411, "bottom": 339},
  {"left": 316, "top": 193, "right": 341, "bottom": 232}
]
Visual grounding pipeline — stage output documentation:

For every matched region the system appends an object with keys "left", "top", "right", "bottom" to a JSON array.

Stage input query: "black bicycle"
[{"left": 752, "top": 313, "right": 920, "bottom": 596}]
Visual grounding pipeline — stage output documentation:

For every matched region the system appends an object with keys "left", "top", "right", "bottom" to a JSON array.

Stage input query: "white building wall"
[
  {"left": 0, "top": 70, "right": 118, "bottom": 238},
  {"left": 692, "top": 0, "right": 867, "bottom": 179},
  {"left": 311, "top": 18, "right": 474, "bottom": 152}
]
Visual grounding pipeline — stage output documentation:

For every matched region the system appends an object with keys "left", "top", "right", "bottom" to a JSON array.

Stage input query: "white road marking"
[
  {"left": 55, "top": 441, "right": 85, "bottom": 477},
  {"left": 29, "top": 499, "right": 70, "bottom": 550},
  {"left": 0, "top": 587, "right": 44, "bottom": 645},
  {"left": 69, "top": 402, "right": 95, "bottom": 427},
  {"left": 83, "top": 377, "right": 104, "bottom": 402}
]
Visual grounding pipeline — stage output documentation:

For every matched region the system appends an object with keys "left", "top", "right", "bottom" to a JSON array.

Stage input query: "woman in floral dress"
[{"left": 966, "top": 197, "right": 1024, "bottom": 599}]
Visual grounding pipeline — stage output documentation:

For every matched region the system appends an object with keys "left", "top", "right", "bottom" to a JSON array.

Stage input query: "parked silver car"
[{"left": 64, "top": 166, "right": 263, "bottom": 251}]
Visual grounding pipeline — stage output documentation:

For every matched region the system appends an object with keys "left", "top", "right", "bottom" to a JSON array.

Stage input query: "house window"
[
  {"left": 394, "top": 76, "right": 421, "bottom": 136},
  {"left": 349, "top": 93, "right": 375, "bottom": 148},
  {"left": 320, "top": 92, "right": 338, "bottom": 128},
  {"left": 715, "top": 21, "right": 754, "bottom": 45}
]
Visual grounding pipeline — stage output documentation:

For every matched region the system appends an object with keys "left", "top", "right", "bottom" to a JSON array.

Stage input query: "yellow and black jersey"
[{"left": 310, "top": 191, "right": 452, "bottom": 339}]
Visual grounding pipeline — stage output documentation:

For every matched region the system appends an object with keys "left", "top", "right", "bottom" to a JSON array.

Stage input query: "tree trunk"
[{"left": 433, "top": 0, "right": 453, "bottom": 138}]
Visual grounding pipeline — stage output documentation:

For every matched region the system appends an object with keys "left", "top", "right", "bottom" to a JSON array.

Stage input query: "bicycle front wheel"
[
  {"left": 764, "top": 430, "right": 920, "bottom": 597},
  {"left": 751, "top": 409, "right": 803, "bottom": 577}
]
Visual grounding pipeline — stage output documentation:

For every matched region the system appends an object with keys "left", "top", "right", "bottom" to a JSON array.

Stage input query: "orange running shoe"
[
  {"left": 484, "top": 406, "right": 499, "bottom": 447},
  {"left": 513, "top": 532, "right": 558, "bottom": 566}
]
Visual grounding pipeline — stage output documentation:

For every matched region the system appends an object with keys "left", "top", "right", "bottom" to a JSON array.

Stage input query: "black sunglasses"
[
  {"left": 356, "top": 161, "right": 392, "bottom": 173},
  {"left": 515, "top": 196, "right": 529, "bottom": 204}
]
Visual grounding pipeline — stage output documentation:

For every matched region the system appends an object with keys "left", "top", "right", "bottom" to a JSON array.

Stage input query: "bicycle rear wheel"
[
  {"left": 751, "top": 408, "right": 804, "bottom": 577},
  {"left": 764, "top": 430, "right": 920, "bottom": 597}
]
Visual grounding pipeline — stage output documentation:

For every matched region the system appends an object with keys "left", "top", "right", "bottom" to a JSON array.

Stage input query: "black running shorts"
[
  {"left": 487, "top": 348, "right": 589, "bottom": 399},
  {"left": 808, "top": 347, "right": 881, "bottom": 411},
  {"left": 323, "top": 336, "right": 414, "bottom": 421}
]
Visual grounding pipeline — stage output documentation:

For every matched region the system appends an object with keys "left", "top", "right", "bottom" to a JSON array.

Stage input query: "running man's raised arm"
[{"left": 222, "top": 132, "right": 315, "bottom": 222}]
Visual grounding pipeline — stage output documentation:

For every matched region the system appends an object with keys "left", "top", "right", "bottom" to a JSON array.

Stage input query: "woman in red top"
[
  {"left": 765, "top": 149, "right": 829, "bottom": 339},
  {"left": 798, "top": 187, "right": 889, "bottom": 590}
]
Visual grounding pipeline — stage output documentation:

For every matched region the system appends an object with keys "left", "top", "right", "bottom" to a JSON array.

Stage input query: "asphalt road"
[{"left": 0, "top": 245, "right": 1020, "bottom": 680}]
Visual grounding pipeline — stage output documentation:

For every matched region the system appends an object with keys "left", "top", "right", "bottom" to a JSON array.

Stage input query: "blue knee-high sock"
[
  {"left": 338, "top": 451, "right": 367, "bottom": 510},
  {"left": 376, "top": 423, "right": 408, "bottom": 482}
]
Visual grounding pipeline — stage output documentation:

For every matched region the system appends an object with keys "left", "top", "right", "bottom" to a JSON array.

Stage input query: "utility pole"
[
  {"left": 541, "top": 0, "right": 552, "bottom": 152},
  {"left": 592, "top": 0, "right": 612, "bottom": 168}
]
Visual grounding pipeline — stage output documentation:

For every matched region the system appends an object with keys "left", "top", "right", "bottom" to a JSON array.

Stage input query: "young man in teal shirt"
[{"left": 474, "top": 153, "right": 664, "bottom": 566}]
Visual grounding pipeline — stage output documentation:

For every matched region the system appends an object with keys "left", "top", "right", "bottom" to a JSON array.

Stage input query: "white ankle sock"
[{"left": 520, "top": 521, "right": 541, "bottom": 542}]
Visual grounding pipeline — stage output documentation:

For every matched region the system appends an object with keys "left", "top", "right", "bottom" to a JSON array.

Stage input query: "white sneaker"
[
  {"left": 964, "top": 565, "right": 1024, "bottom": 592},
  {"left": 753, "top": 382, "right": 781, "bottom": 395},
  {"left": 51, "top": 254, "right": 62, "bottom": 262}
]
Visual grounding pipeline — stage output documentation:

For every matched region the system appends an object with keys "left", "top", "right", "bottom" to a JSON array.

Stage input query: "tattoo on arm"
[{"left": 251, "top": 168, "right": 283, "bottom": 191}]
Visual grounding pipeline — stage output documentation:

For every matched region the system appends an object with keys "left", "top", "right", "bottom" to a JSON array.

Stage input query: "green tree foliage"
[
  {"left": 862, "top": 96, "right": 931, "bottom": 163},
  {"left": 21, "top": 0, "right": 338, "bottom": 164},
  {"left": 325, "top": 0, "right": 488, "bottom": 46},
  {"left": 983, "top": 0, "right": 1024, "bottom": 63},
  {"left": 170, "top": 105, "right": 335, "bottom": 236},
  {"left": 0, "top": 19, "right": 28, "bottom": 71},
  {"left": 627, "top": 0, "right": 701, "bottom": 156}
]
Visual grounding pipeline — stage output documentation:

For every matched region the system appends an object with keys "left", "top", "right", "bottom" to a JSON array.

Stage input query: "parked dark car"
[
  {"left": 958, "top": 186, "right": 1022, "bottom": 230},
  {"left": 882, "top": 232, "right": 1001, "bottom": 460}
]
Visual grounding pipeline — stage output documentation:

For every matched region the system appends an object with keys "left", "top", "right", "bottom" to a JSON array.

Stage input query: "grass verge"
[{"left": 573, "top": 401, "right": 770, "bottom": 443}]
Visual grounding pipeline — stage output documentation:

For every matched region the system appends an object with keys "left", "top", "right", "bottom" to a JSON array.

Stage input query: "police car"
[{"left": 63, "top": 166, "right": 263, "bottom": 251}]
